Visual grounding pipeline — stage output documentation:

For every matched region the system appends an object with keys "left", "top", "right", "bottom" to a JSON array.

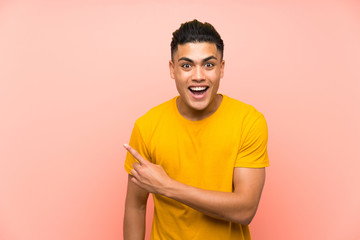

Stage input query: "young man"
[{"left": 123, "top": 20, "right": 269, "bottom": 240}]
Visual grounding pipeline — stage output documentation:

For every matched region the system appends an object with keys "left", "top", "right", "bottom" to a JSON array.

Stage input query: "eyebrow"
[{"left": 178, "top": 56, "right": 218, "bottom": 63}]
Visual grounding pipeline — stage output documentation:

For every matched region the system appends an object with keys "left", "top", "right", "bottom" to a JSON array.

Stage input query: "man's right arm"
[{"left": 124, "top": 174, "right": 149, "bottom": 240}]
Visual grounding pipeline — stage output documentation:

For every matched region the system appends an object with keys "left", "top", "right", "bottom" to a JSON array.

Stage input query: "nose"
[{"left": 192, "top": 66, "right": 205, "bottom": 82}]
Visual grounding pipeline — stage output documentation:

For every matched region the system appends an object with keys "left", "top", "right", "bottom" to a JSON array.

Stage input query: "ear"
[
  {"left": 220, "top": 59, "right": 225, "bottom": 79},
  {"left": 169, "top": 60, "right": 175, "bottom": 79}
]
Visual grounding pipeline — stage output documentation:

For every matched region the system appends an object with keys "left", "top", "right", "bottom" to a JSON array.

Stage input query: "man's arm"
[
  {"left": 165, "top": 167, "right": 265, "bottom": 225},
  {"left": 124, "top": 144, "right": 265, "bottom": 225},
  {"left": 123, "top": 174, "right": 149, "bottom": 240}
]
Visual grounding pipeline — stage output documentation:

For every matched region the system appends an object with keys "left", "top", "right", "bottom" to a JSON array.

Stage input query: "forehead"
[{"left": 174, "top": 42, "right": 220, "bottom": 61}]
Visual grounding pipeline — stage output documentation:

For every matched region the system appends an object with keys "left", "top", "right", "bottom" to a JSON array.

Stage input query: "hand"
[{"left": 123, "top": 144, "right": 172, "bottom": 195}]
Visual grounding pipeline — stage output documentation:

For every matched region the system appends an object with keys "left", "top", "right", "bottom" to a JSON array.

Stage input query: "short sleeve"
[
  {"left": 235, "top": 114, "right": 269, "bottom": 168},
  {"left": 124, "top": 121, "right": 151, "bottom": 174}
]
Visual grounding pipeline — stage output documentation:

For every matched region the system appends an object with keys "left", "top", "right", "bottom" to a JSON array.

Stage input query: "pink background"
[{"left": 1, "top": 1, "right": 359, "bottom": 239}]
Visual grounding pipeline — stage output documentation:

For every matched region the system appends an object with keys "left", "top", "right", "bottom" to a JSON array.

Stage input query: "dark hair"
[{"left": 171, "top": 19, "right": 224, "bottom": 60}]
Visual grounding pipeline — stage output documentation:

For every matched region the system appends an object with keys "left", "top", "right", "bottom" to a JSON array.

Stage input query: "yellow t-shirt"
[{"left": 124, "top": 94, "right": 269, "bottom": 240}]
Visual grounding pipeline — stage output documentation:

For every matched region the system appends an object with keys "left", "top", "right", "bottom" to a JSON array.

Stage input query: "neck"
[{"left": 176, "top": 94, "right": 223, "bottom": 121}]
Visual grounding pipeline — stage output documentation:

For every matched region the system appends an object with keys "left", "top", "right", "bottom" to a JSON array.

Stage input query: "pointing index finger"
[{"left": 123, "top": 144, "right": 146, "bottom": 165}]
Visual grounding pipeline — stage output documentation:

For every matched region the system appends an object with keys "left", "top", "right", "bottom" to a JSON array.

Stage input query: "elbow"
[
  {"left": 231, "top": 206, "right": 258, "bottom": 225},
  {"left": 238, "top": 215, "right": 255, "bottom": 226},
  {"left": 231, "top": 215, "right": 254, "bottom": 226}
]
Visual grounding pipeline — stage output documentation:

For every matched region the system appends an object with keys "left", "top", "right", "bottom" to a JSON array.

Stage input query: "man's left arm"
[{"left": 124, "top": 144, "right": 265, "bottom": 225}]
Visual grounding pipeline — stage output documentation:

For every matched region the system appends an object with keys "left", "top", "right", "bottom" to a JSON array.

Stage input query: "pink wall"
[{"left": 1, "top": 1, "right": 359, "bottom": 239}]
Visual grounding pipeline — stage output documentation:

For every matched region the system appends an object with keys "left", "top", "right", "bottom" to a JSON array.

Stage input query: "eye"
[
  {"left": 205, "top": 63, "right": 214, "bottom": 68},
  {"left": 182, "top": 63, "right": 191, "bottom": 69}
]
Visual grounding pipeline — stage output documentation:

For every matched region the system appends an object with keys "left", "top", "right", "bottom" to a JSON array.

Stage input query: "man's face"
[{"left": 169, "top": 42, "right": 225, "bottom": 118}]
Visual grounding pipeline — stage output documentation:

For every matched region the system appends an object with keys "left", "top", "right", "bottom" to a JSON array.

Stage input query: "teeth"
[{"left": 189, "top": 86, "right": 207, "bottom": 91}]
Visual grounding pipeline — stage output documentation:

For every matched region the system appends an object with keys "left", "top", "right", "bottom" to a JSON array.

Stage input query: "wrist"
[{"left": 161, "top": 178, "right": 177, "bottom": 198}]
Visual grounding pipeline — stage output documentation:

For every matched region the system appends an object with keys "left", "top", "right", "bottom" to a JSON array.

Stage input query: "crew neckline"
[{"left": 173, "top": 94, "right": 227, "bottom": 124}]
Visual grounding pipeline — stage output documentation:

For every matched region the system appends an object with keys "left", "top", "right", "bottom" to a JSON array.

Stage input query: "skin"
[
  {"left": 123, "top": 42, "right": 266, "bottom": 240},
  {"left": 169, "top": 42, "right": 224, "bottom": 121}
]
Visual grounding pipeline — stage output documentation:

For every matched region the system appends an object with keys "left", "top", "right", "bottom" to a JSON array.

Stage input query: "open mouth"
[{"left": 188, "top": 86, "right": 209, "bottom": 95}]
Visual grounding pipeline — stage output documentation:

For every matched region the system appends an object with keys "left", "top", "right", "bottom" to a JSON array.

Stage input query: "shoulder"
[
  {"left": 222, "top": 94, "right": 265, "bottom": 121},
  {"left": 134, "top": 97, "right": 177, "bottom": 129}
]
